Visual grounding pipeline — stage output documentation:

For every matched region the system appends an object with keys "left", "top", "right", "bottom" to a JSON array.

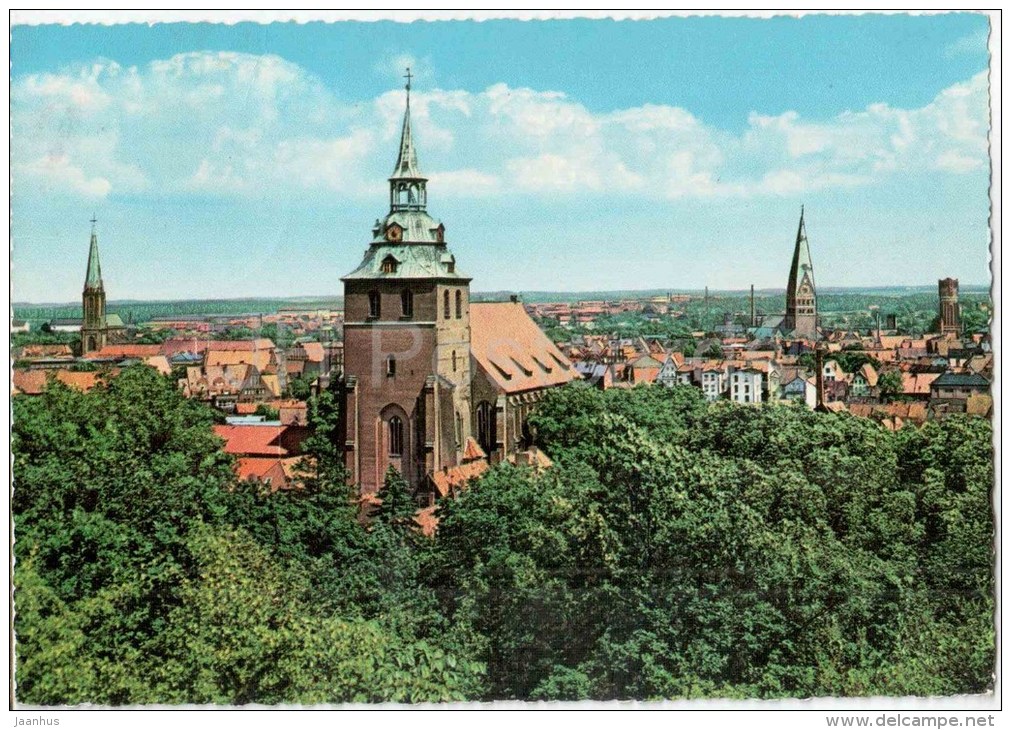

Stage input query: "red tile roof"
[
  {"left": 414, "top": 505, "right": 440, "bottom": 537},
  {"left": 300, "top": 341, "right": 325, "bottom": 362},
  {"left": 12, "top": 368, "right": 111, "bottom": 395},
  {"left": 428, "top": 460, "right": 489, "bottom": 499},
  {"left": 461, "top": 436, "right": 486, "bottom": 462},
  {"left": 16, "top": 344, "right": 74, "bottom": 359},
  {"left": 212, "top": 424, "right": 310, "bottom": 457},
  {"left": 901, "top": 372, "right": 940, "bottom": 395},
  {"left": 470, "top": 301, "right": 579, "bottom": 394},
  {"left": 84, "top": 344, "right": 162, "bottom": 359},
  {"left": 160, "top": 338, "right": 276, "bottom": 357}
]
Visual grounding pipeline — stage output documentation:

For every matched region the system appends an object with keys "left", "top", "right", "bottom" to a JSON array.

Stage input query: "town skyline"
[{"left": 12, "top": 13, "right": 993, "bottom": 302}]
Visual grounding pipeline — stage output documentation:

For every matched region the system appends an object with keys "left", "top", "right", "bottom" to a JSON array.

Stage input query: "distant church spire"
[
  {"left": 85, "top": 214, "right": 104, "bottom": 291},
  {"left": 81, "top": 216, "right": 108, "bottom": 355},
  {"left": 784, "top": 205, "right": 818, "bottom": 339}
]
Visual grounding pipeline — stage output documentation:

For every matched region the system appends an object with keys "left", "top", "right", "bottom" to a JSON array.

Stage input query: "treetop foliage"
[{"left": 13, "top": 372, "right": 993, "bottom": 704}]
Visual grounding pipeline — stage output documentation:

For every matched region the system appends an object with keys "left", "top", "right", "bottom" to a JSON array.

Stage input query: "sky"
[{"left": 10, "top": 12, "right": 994, "bottom": 303}]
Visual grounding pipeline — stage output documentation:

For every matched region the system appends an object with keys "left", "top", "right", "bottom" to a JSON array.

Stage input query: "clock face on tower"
[{"left": 386, "top": 223, "right": 403, "bottom": 242}]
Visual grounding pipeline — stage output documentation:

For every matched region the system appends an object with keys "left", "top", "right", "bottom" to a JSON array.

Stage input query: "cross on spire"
[
  {"left": 404, "top": 66, "right": 413, "bottom": 105},
  {"left": 90, "top": 213, "right": 98, "bottom": 230}
]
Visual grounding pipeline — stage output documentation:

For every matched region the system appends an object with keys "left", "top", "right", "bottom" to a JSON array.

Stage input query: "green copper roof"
[
  {"left": 342, "top": 243, "right": 468, "bottom": 281},
  {"left": 84, "top": 229, "right": 103, "bottom": 290},
  {"left": 105, "top": 313, "right": 124, "bottom": 328},
  {"left": 371, "top": 209, "right": 444, "bottom": 244},
  {"left": 391, "top": 96, "right": 424, "bottom": 180}
]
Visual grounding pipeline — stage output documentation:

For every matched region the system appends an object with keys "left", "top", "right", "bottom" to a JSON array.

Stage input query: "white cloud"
[
  {"left": 427, "top": 169, "right": 500, "bottom": 196},
  {"left": 10, "top": 52, "right": 990, "bottom": 205},
  {"left": 944, "top": 26, "right": 990, "bottom": 58},
  {"left": 15, "top": 154, "right": 112, "bottom": 197}
]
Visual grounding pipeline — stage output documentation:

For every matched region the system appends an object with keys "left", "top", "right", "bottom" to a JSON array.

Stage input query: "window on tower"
[
  {"left": 444, "top": 290, "right": 451, "bottom": 319},
  {"left": 401, "top": 289, "right": 413, "bottom": 318},
  {"left": 386, "top": 355, "right": 396, "bottom": 377},
  {"left": 389, "top": 416, "right": 404, "bottom": 456},
  {"left": 455, "top": 290, "right": 463, "bottom": 319},
  {"left": 369, "top": 291, "right": 381, "bottom": 318}
]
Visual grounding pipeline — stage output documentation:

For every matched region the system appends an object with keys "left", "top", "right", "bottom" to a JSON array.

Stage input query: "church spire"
[
  {"left": 391, "top": 67, "right": 424, "bottom": 181},
  {"left": 789, "top": 204, "right": 814, "bottom": 292},
  {"left": 784, "top": 205, "right": 818, "bottom": 338},
  {"left": 84, "top": 214, "right": 103, "bottom": 291},
  {"left": 388, "top": 67, "right": 428, "bottom": 212}
]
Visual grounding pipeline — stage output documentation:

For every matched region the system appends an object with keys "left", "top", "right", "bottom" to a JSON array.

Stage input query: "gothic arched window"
[
  {"left": 389, "top": 416, "right": 404, "bottom": 456},
  {"left": 476, "top": 401, "right": 496, "bottom": 457},
  {"left": 369, "top": 291, "right": 381, "bottom": 318},
  {"left": 386, "top": 355, "right": 396, "bottom": 377},
  {"left": 444, "top": 290, "right": 451, "bottom": 319},
  {"left": 452, "top": 350, "right": 457, "bottom": 372},
  {"left": 401, "top": 289, "right": 413, "bottom": 318},
  {"left": 455, "top": 290, "right": 463, "bottom": 319}
]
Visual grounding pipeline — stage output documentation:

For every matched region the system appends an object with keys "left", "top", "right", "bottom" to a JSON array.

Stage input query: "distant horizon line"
[{"left": 13, "top": 283, "right": 993, "bottom": 309}]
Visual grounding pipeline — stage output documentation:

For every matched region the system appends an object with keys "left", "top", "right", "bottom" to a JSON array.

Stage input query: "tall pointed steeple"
[
  {"left": 84, "top": 215, "right": 104, "bottom": 291},
  {"left": 391, "top": 68, "right": 423, "bottom": 180},
  {"left": 784, "top": 205, "right": 818, "bottom": 339},
  {"left": 388, "top": 67, "right": 428, "bottom": 212}
]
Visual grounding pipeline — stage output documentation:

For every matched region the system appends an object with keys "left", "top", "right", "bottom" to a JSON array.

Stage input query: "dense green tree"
[
  {"left": 878, "top": 371, "right": 903, "bottom": 402},
  {"left": 13, "top": 364, "right": 994, "bottom": 703}
]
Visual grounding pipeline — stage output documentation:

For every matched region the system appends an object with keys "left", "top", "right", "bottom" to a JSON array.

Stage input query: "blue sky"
[{"left": 11, "top": 13, "right": 992, "bottom": 302}]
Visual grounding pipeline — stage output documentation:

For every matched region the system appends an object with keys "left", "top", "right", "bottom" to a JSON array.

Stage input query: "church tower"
[
  {"left": 938, "top": 278, "right": 960, "bottom": 335},
  {"left": 783, "top": 206, "right": 818, "bottom": 339},
  {"left": 341, "top": 70, "right": 473, "bottom": 496},
  {"left": 81, "top": 217, "right": 107, "bottom": 355}
]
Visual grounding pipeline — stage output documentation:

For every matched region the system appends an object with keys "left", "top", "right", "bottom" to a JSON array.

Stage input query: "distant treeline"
[
  {"left": 13, "top": 297, "right": 346, "bottom": 327},
  {"left": 14, "top": 289, "right": 991, "bottom": 330}
]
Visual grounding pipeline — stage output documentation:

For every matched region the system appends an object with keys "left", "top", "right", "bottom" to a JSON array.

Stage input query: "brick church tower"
[
  {"left": 81, "top": 218, "right": 107, "bottom": 355},
  {"left": 783, "top": 206, "right": 818, "bottom": 339},
  {"left": 341, "top": 71, "right": 473, "bottom": 495},
  {"left": 938, "top": 277, "right": 960, "bottom": 335}
]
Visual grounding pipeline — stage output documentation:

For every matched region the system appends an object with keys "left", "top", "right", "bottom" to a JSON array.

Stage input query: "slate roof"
[
  {"left": 931, "top": 371, "right": 990, "bottom": 388},
  {"left": 470, "top": 301, "right": 580, "bottom": 395}
]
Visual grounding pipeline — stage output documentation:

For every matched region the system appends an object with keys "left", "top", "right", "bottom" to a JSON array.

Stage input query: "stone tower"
[
  {"left": 341, "top": 71, "right": 473, "bottom": 496},
  {"left": 938, "top": 278, "right": 960, "bottom": 335},
  {"left": 81, "top": 219, "right": 107, "bottom": 355},
  {"left": 784, "top": 206, "right": 818, "bottom": 339}
]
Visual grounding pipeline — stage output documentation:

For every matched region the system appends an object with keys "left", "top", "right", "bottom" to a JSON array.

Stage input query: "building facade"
[
  {"left": 729, "top": 368, "right": 764, "bottom": 404},
  {"left": 783, "top": 207, "right": 818, "bottom": 339}
]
